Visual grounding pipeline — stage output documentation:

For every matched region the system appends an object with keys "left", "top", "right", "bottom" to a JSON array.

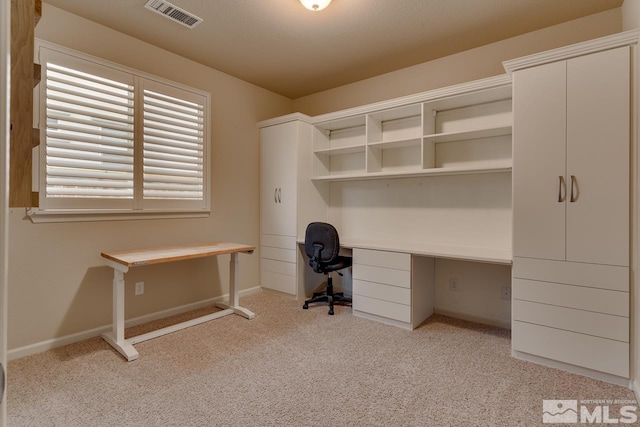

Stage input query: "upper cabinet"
[
  {"left": 310, "top": 77, "right": 513, "bottom": 182},
  {"left": 260, "top": 121, "right": 300, "bottom": 237},
  {"left": 512, "top": 46, "right": 630, "bottom": 267}
]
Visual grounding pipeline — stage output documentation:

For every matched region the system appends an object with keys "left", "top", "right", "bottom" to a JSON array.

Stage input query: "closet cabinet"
[
  {"left": 259, "top": 118, "right": 327, "bottom": 297},
  {"left": 260, "top": 121, "right": 303, "bottom": 296},
  {"left": 510, "top": 45, "right": 631, "bottom": 378},
  {"left": 261, "top": 122, "right": 298, "bottom": 238}
]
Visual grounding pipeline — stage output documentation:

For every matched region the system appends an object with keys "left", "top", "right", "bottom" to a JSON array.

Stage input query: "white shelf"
[
  {"left": 368, "top": 137, "right": 422, "bottom": 150},
  {"left": 314, "top": 144, "right": 366, "bottom": 156},
  {"left": 311, "top": 161, "right": 512, "bottom": 182},
  {"left": 423, "top": 125, "right": 512, "bottom": 143}
]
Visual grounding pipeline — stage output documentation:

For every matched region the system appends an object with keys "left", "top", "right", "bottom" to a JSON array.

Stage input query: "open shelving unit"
[{"left": 311, "top": 82, "right": 513, "bottom": 182}]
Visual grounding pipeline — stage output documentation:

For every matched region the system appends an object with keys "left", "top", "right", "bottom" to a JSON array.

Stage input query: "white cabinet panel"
[
  {"left": 566, "top": 47, "right": 629, "bottom": 266},
  {"left": 512, "top": 60, "right": 566, "bottom": 260},
  {"left": 512, "top": 321, "right": 629, "bottom": 377}
]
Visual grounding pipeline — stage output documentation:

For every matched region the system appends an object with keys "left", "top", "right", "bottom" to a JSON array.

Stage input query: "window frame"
[{"left": 28, "top": 41, "right": 211, "bottom": 223}]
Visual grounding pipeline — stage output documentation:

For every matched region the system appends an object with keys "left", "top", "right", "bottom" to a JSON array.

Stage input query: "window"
[{"left": 31, "top": 45, "right": 210, "bottom": 221}]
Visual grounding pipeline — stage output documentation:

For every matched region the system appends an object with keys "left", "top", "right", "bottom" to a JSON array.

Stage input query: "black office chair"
[{"left": 302, "top": 222, "right": 352, "bottom": 315}]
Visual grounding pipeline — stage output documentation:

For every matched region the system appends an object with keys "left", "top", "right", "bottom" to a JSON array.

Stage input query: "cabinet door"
[
  {"left": 566, "top": 47, "right": 629, "bottom": 266},
  {"left": 260, "top": 122, "right": 298, "bottom": 237},
  {"left": 513, "top": 61, "right": 567, "bottom": 260}
]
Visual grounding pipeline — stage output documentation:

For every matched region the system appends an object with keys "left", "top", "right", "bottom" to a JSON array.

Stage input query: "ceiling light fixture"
[{"left": 300, "top": 0, "right": 332, "bottom": 12}]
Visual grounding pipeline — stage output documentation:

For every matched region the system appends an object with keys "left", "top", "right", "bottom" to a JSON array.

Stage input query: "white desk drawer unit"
[
  {"left": 352, "top": 248, "right": 434, "bottom": 329},
  {"left": 260, "top": 234, "right": 297, "bottom": 295},
  {"left": 512, "top": 257, "right": 629, "bottom": 377}
]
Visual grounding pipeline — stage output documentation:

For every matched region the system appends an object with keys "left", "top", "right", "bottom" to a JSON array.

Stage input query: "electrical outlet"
[
  {"left": 449, "top": 278, "right": 458, "bottom": 291},
  {"left": 501, "top": 286, "right": 511, "bottom": 301},
  {"left": 135, "top": 282, "right": 144, "bottom": 296}
]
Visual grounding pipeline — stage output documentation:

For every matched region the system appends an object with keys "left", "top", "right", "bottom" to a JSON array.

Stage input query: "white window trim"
[{"left": 28, "top": 39, "right": 212, "bottom": 223}]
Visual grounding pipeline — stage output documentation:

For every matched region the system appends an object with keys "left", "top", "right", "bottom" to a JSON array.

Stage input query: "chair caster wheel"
[
  {"left": 303, "top": 304, "right": 308, "bottom": 310},
  {"left": 328, "top": 309, "right": 334, "bottom": 315}
]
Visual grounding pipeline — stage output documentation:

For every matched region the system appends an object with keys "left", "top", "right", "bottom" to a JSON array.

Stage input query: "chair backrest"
[{"left": 304, "top": 222, "right": 341, "bottom": 273}]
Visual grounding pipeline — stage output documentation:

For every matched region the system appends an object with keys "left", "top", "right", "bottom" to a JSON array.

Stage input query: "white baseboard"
[
  {"left": 434, "top": 307, "right": 511, "bottom": 330},
  {"left": 8, "top": 286, "right": 262, "bottom": 361},
  {"left": 513, "top": 350, "right": 632, "bottom": 388}
]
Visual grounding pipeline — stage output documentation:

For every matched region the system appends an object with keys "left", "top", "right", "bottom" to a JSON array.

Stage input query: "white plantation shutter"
[
  {"left": 37, "top": 46, "right": 210, "bottom": 215},
  {"left": 142, "top": 83, "right": 205, "bottom": 204},
  {"left": 43, "top": 56, "right": 135, "bottom": 209}
]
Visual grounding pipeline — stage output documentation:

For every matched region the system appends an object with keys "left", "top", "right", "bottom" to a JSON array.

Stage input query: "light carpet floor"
[{"left": 7, "top": 291, "right": 636, "bottom": 426}]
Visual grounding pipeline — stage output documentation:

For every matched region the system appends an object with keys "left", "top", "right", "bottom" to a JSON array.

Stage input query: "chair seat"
[{"left": 317, "top": 255, "right": 352, "bottom": 274}]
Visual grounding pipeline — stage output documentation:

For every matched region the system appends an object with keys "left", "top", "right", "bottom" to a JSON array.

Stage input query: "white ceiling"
[{"left": 43, "top": 0, "right": 623, "bottom": 99}]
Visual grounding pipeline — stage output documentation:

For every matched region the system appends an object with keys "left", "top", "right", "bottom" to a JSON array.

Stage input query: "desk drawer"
[
  {"left": 261, "top": 269, "right": 296, "bottom": 295},
  {"left": 353, "top": 279, "right": 411, "bottom": 305},
  {"left": 513, "top": 300, "right": 628, "bottom": 342},
  {"left": 513, "top": 258, "right": 628, "bottom": 292},
  {"left": 261, "top": 258, "right": 296, "bottom": 277},
  {"left": 261, "top": 234, "right": 296, "bottom": 250},
  {"left": 354, "top": 248, "right": 410, "bottom": 270},
  {"left": 353, "top": 264, "right": 410, "bottom": 288},
  {"left": 261, "top": 246, "right": 296, "bottom": 263},
  {"left": 512, "top": 320, "right": 629, "bottom": 377},
  {"left": 513, "top": 278, "right": 628, "bottom": 317},
  {"left": 353, "top": 294, "right": 410, "bottom": 323}
]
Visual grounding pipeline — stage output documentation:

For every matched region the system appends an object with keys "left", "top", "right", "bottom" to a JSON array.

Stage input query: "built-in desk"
[{"left": 297, "top": 238, "right": 511, "bottom": 329}]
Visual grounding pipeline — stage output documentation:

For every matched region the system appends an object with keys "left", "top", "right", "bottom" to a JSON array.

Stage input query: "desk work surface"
[
  {"left": 101, "top": 242, "right": 255, "bottom": 268},
  {"left": 297, "top": 238, "right": 511, "bottom": 265}
]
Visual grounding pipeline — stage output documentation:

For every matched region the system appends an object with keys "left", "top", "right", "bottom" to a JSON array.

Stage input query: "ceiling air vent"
[{"left": 144, "top": 0, "right": 203, "bottom": 29}]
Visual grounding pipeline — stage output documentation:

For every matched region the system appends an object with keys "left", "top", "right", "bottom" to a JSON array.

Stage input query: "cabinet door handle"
[
  {"left": 558, "top": 176, "right": 566, "bottom": 202},
  {"left": 277, "top": 188, "right": 282, "bottom": 203},
  {"left": 274, "top": 188, "right": 278, "bottom": 203},
  {"left": 570, "top": 175, "right": 578, "bottom": 202}
]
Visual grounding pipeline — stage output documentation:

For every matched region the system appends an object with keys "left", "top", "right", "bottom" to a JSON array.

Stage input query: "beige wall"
[
  {"left": 7, "top": 4, "right": 293, "bottom": 350},
  {"left": 292, "top": 9, "right": 622, "bottom": 116},
  {"left": 9, "top": 4, "right": 629, "bottom": 354}
]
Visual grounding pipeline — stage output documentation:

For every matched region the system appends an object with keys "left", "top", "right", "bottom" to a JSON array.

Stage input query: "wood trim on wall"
[{"left": 9, "top": 0, "right": 40, "bottom": 207}]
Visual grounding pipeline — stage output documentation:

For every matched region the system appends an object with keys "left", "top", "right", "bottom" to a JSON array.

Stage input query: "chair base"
[{"left": 302, "top": 276, "right": 351, "bottom": 315}]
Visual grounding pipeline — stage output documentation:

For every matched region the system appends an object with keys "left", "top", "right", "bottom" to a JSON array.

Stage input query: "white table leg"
[
  {"left": 215, "top": 252, "right": 255, "bottom": 319},
  {"left": 101, "top": 268, "right": 138, "bottom": 361}
]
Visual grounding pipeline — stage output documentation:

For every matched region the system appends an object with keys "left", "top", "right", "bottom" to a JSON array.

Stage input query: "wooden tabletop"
[{"left": 101, "top": 242, "right": 255, "bottom": 267}]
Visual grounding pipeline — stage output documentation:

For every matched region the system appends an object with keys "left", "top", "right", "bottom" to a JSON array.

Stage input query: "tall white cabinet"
[
  {"left": 507, "top": 36, "right": 635, "bottom": 379},
  {"left": 259, "top": 116, "right": 327, "bottom": 297}
]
